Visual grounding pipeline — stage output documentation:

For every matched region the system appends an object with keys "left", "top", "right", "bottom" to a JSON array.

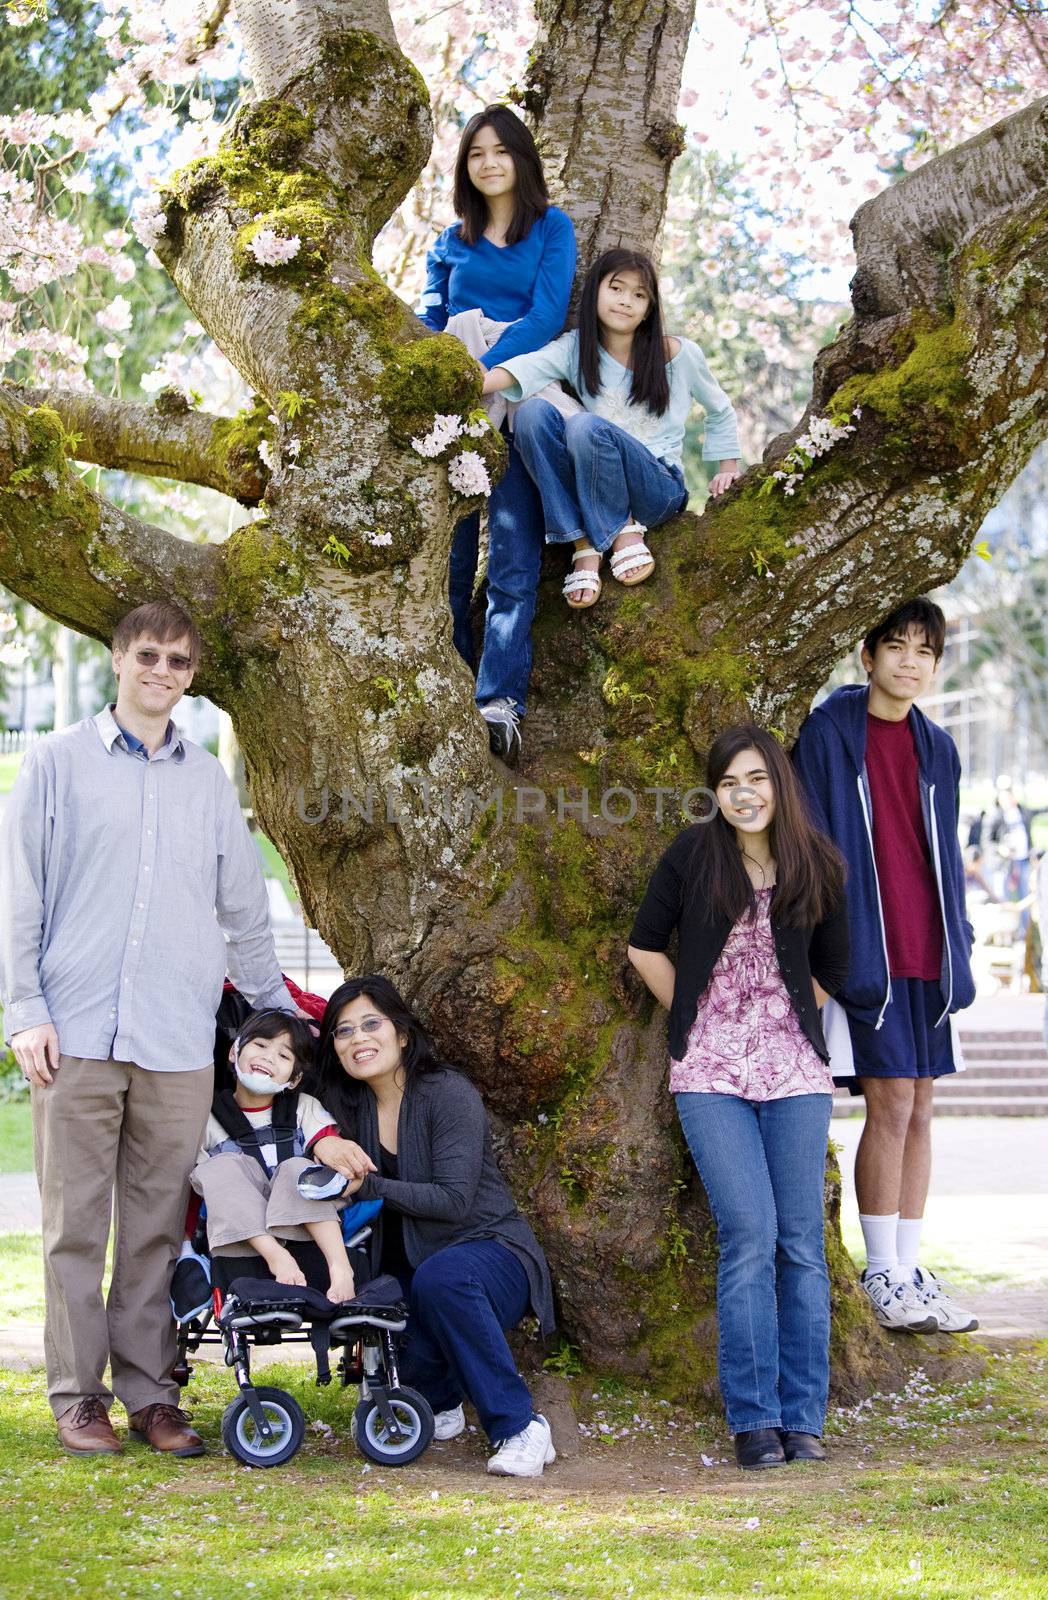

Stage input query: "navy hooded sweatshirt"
[{"left": 792, "top": 685, "right": 975, "bottom": 1028}]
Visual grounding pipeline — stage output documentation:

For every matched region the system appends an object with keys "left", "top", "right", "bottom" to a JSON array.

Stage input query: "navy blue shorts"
[{"left": 842, "top": 977, "right": 955, "bottom": 1097}]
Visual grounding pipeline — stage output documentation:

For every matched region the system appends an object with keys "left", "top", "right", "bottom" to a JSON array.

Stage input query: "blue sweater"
[
  {"left": 415, "top": 206, "right": 577, "bottom": 370},
  {"left": 792, "top": 684, "right": 975, "bottom": 1027}
]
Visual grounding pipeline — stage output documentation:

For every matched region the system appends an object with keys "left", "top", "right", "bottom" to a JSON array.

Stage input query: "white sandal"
[
  {"left": 609, "top": 523, "right": 654, "bottom": 586},
  {"left": 563, "top": 543, "right": 603, "bottom": 609}
]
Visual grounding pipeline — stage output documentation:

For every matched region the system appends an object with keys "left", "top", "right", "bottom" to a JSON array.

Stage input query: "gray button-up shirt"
[{"left": 0, "top": 706, "right": 294, "bottom": 1072}]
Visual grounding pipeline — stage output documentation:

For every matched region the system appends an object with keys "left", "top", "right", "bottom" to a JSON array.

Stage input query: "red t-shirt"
[{"left": 865, "top": 713, "right": 943, "bottom": 980}]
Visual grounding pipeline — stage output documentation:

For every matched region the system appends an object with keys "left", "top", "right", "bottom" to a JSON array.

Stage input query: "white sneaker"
[
  {"left": 479, "top": 698, "right": 521, "bottom": 765},
  {"left": 861, "top": 1268, "right": 939, "bottom": 1332},
  {"left": 432, "top": 1403, "right": 466, "bottom": 1441},
  {"left": 913, "top": 1267, "right": 979, "bottom": 1333},
  {"left": 486, "top": 1414, "right": 556, "bottom": 1477}
]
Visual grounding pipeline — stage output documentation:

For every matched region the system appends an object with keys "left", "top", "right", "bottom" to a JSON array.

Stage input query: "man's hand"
[
  {"left": 12, "top": 1023, "right": 60, "bottom": 1088},
  {"left": 292, "top": 1004, "right": 321, "bottom": 1038},
  {"left": 311, "top": 1135, "right": 377, "bottom": 1181}
]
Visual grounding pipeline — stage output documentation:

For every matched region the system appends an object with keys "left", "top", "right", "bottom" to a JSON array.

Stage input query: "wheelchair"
[{"left": 172, "top": 1224, "right": 435, "bottom": 1470}]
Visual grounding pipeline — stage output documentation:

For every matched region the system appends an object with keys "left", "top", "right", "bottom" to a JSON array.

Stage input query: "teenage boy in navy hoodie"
[{"left": 793, "top": 598, "right": 978, "bottom": 1336}]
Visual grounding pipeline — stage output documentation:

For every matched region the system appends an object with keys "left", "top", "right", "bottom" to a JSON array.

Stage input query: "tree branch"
[
  {"left": 8, "top": 386, "right": 268, "bottom": 506},
  {"left": 848, "top": 93, "right": 1048, "bottom": 321},
  {"left": 237, "top": 0, "right": 399, "bottom": 99},
  {"left": 0, "top": 392, "right": 227, "bottom": 682}
]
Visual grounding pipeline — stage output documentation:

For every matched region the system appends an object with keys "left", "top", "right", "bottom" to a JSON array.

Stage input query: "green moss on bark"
[
  {"left": 207, "top": 396, "right": 275, "bottom": 482},
  {"left": 829, "top": 317, "right": 973, "bottom": 435},
  {"left": 162, "top": 99, "right": 350, "bottom": 284}
]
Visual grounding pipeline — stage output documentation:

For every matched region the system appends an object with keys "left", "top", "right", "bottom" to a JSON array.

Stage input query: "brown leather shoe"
[
  {"left": 128, "top": 1403, "right": 205, "bottom": 1457},
  {"left": 57, "top": 1396, "right": 122, "bottom": 1456}
]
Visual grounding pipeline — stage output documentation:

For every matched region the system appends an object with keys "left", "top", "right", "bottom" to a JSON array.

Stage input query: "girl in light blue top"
[{"left": 483, "top": 248, "right": 742, "bottom": 608}]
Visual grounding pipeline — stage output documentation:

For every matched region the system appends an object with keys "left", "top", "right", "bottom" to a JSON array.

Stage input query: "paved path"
[
  {"left": 3, "top": 1116, "right": 1046, "bottom": 1369},
  {"left": 831, "top": 1116, "right": 1048, "bottom": 1289}
]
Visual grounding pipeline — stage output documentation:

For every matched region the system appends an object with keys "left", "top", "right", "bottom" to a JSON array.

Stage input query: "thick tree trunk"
[
  {"left": 2, "top": 0, "right": 1044, "bottom": 1397},
  {"left": 523, "top": 0, "right": 696, "bottom": 273}
]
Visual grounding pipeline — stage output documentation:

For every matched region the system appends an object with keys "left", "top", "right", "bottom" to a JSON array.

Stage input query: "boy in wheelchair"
[
  {"left": 189, "top": 1006, "right": 357, "bottom": 1302},
  {"left": 171, "top": 991, "right": 435, "bottom": 1468}
]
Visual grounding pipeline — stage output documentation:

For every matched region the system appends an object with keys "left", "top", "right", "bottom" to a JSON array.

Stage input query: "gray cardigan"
[{"left": 348, "top": 1069, "right": 555, "bottom": 1335}]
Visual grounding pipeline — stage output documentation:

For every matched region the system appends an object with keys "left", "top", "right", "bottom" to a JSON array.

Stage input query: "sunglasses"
[
  {"left": 133, "top": 647, "right": 193, "bottom": 673},
  {"left": 332, "top": 1017, "right": 387, "bottom": 1042}
]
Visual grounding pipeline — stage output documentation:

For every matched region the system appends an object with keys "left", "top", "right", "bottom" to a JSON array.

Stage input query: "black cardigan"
[
  {"left": 628, "top": 826, "right": 851, "bottom": 1062},
  {"left": 345, "top": 1069, "right": 555, "bottom": 1335}
]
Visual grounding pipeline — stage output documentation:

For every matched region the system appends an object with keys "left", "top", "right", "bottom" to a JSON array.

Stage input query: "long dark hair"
[
  {"left": 576, "top": 248, "right": 671, "bottom": 417},
  {"left": 689, "top": 724, "right": 845, "bottom": 927},
  {"left": 452, "top": 104, "right": 550, "bottom": 247},
  {"left": 309, "top": 975, "right": 449, "bottom": 1131}
]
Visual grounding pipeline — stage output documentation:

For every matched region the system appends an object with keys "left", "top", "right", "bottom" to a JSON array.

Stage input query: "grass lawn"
[
  {"left": 0, "top": 1345, "right": 1045, "bottom": 1598},
  {"left": 0, "top": 1232, "right": 46, "bottom": 1321},
  {"left": 0, "top": 751, "right": 23, "bottom": 794},
  {"left": 0, "top": 1097, "right": 32, "bottom": 1173}
]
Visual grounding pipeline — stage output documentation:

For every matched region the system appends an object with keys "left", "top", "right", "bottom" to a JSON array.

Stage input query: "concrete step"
[
  {"left": 833, "top": 1094, "right": 1048, "bottom": 1117},
  {"left": 953, "top": 1062, "right": 1048, "bottom": 1075},
  {"left": 962, "top": 1044, "right": 1047, "bottom": 1061},
  {"left": 960, "top": 1030, "right": 1044, "bottom": 1046},
  {"left": 939, "top": 1076, "right": 1048, "bottom": 1096},
  {"left": 964, "top": 1070, "right": 1048, "bottom": 1082}
]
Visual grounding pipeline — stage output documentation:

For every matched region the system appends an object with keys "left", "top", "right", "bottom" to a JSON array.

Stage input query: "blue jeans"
[
  {"left": 448, "top": 431, "right": 545, "bottom": 717},
  {"left": 675, "top": 1091, "right": 832, "bottom": 1436},
  {"left": 399, "top": 1238, "right": 534, "bottom": 1445},
  {"left": 512, "top": 398, "right": 688, "bottom": 553}
]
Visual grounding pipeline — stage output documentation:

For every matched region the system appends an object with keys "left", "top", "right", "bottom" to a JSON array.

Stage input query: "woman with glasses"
[{"left": 307, "top": 975, "right": 557, "bottom": 1478}]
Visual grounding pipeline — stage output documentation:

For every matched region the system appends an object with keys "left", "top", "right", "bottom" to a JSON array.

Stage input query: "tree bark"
[
  {"left": 8, "top": 386, "right": 269, "bottom": 504},
  {"left": 523, "top": 0, "right": 696, "bottom": 273},
  {"left": 2, "top": 0, "right": 1045, "bottom": 1396}
]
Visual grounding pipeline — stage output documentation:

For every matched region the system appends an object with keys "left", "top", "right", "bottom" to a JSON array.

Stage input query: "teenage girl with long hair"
[
  {"left": 628, "top": 725, "right": 848, "bottom": 1470},
  {"left": 418, "top": 104, "right": 577, "bottom": 761},
  {"left": 483, "top": 248, "right": 741, "bottom": 608}
]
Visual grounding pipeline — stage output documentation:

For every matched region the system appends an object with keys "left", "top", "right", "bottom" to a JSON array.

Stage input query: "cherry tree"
[{"left": 1, "top": 0, "right": 1047, "bottom": 1390}]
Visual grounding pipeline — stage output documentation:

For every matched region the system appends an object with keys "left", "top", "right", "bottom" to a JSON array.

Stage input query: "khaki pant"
[
  {"left": 32, "top": 1054, "right": 213, "bottom": 1420},
  {"left": 190, "top": 1152, "right": 344, "bottom": 1255}
]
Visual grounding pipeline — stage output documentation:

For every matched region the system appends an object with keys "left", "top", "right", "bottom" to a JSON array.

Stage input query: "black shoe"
[
  {"left": 479, "top": 698, "right": 521, "bottom": 764},
  {"left": 296, "top": 1164, "right": 349, "bottom": 1202},
  {"left": 781, "top": 1431, "right": 826, "bottom": 1462},
  {"left": 734, "top": 1428, "right": 786, "bottom": 1470}
]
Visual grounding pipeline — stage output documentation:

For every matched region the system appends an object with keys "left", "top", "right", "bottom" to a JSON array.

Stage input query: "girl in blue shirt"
[
  {"left": 483, "top": 249, "right": 742, "bottom": 608},
  {"left": 417, "top": 104, "right": 577, "bottom": 763}
]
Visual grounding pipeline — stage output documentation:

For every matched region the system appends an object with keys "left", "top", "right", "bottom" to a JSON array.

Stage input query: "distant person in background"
[
  {"left": 793, "top": 597, "right": 978, "bottom": 1338},
  {"left": 1038, "top": 854, "right": 1048, "bottom": 1050},
  {"left": 963, "top": 846, "right": 999, "bottom": 905},
  {"left": 989, "top": 779, "right": 1032, "bottom": 931},
  {"left": 965, "top": 810, "right": 985, "bottom": 850}
]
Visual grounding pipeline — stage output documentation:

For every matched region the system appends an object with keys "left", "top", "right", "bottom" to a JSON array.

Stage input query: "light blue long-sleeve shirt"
[
  {"left": 0, "top": 705, "right": 293, "bottom": 1073},
  {"left": 415, "top": 207, "right": 577, "bottom": 370},
  {"left": 497, "top": 330, "right": 741, "bottom": 467}
]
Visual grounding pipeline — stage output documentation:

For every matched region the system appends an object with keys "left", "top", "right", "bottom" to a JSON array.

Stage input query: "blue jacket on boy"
[{"left": 793, "top": 684, "right": 975, "bottom": 1029}]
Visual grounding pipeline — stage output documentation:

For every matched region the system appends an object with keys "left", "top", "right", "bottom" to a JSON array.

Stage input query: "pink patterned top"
[{"left": 669, "top": 888, "right": 832, "bottom": 1100}]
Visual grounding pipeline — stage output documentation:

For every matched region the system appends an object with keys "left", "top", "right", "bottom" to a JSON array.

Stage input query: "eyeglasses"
[
  {"left": 134, "top": 647, "right": 193, "bottom": 673},
  {"left": 333, "top": 1017, "right": 387, "bottom": 1042}
]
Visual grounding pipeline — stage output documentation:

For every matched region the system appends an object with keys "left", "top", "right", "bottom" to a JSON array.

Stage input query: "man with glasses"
[{"left": 0, "top": 601, "right": 296, "bottom": 1457}]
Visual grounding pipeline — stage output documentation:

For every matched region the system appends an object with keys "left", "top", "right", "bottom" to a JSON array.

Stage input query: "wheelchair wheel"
[
  {"left": 221, "top": 1387, "right": 306, "bottom": 1468},
  {"left": 353, "top": 1387, "right": 434, "bottom": 1465}
]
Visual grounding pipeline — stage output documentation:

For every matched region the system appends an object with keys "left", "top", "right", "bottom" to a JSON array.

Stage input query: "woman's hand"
[
  {"left": 311, "top": 1136, "right": 376, "bottom": 1181},
  {"left": 812, "top": 980, "right": 830, "bottom": 1010},
  {"left": 708, "top": 460, "right": 741, "bottom": 498}
]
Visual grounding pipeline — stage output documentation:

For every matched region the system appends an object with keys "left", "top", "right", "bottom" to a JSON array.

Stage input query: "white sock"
[
  {"left": 896, "top": 1217, "right": 924, "bottom": 1278},
  {"left": 859, "top": 1212, "right": 899, "bottom": 1277}
]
